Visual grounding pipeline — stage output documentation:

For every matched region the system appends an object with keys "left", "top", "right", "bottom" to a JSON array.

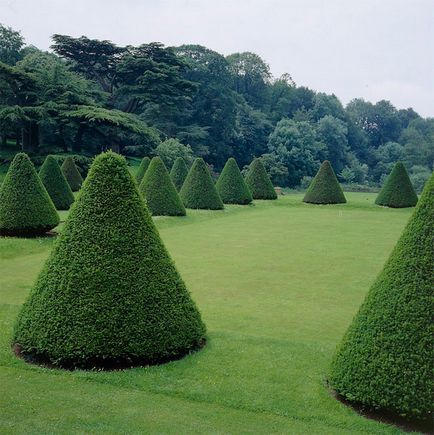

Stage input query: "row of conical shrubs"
[{"left": 13, "top": 151, "right": 206, "bottom": 369}]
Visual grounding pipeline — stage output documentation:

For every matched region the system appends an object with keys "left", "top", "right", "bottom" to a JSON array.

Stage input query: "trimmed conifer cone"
[
  {"left": 61, "top": 156, "right": 83, "bottom": 192},
  {"left": 375, "top": 162, "right": 418, "bottom": 208},
  {"left": 245, "top": 158, "right": 277, "bottom": 200},
  {"left": 0, "top": 153, "right": 60, "bottom": 237},
  {"left": 139, "top": 157, "right": 186, "bottom": 216},
  {"left": 135, "top": 156, "right": 150, "bottom": 185},
  {"left": 303, "top": 160, "right": 346, "bottom": 204},
  {"left": 329, "top": 172, "right": 434, "bottom": 421},
  {"left": 170, "top": 157, "right": 189, "bottom": 191},
  {"left": 180, "top": 158, "right": 224, "bottom": 210},
  {"left": 13, "top": 151, "right": 206, "bottom": 369},
  {"left": 216, "top": 158, "right": 252, "bottom": 204},
  {"left": 39, "top": 155, "right": 75, "bottom": 210}
]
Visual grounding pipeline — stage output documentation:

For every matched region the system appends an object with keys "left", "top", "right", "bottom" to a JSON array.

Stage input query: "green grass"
[{"left": 0, "top": 193, "right": 415, "bottom": 434}]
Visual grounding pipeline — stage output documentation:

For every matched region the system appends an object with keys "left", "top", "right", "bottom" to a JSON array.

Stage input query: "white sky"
[{"left": 2, "top": 0, "right": 433, "bottom": 117}]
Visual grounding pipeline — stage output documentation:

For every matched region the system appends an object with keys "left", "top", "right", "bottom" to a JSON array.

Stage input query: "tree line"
[{"left": 0, "top": 23, "right": 432, "bottom": 190}]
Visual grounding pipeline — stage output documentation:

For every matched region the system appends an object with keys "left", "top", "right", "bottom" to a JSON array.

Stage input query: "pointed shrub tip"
[
  {"left": 61, "top": 156, "right": 83, "bottom": 192},
  {"left": 135, "top": 156, "right": 150, "bottom": 185},
  {"left": 303, "top": 160, "right": 346, "bottom": 204},
  {"left": 0, "top": 153, "right": 60, "bottom": 237},
  {"left": 216, "top": 158, "right": 252, "bottom": 204},
  {"left": 180, "top": 158, "right": 224, "bottom": 210},
  {"left": 170, "top": 157, "right": 189, "bottom": 191},
  {"left": 13, "top": 150, "right": 206, "bottom": 369},
  {"left": 329, "top": 172, "right": 434, "bottom": 421},
  {"left": 245, "top": 158, "right": 277, "bottom": 200}
]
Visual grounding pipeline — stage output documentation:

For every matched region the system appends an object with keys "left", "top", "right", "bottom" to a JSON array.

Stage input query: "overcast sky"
[{"left": 2, "top": 0, "right": 433, "bottom": 117}]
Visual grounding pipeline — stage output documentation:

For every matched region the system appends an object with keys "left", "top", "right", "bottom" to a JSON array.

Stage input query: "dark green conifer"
[
  {"left": 179, "top": 158, "right": 224, "bottom": 210},
  {"left": 375, "top": 162, "right": 418, "bottom": 208},
  {"left": 245, "top": 158, "right": 277, "bottom": 200},
  {"left": 39, "top": 155, "right": 74, "bottom": 210},
  {"left": 139, "top": 157, "right": 186, "bottom": 216},
  {"left": 216, "top": 158, "right": 252, "bottom": 204},
  {"left": 135, "top": 156, "right": 150, "bottom": 185},
  {"left": 61, "top": 156, "right": 83, "bottom": 192},
  {"left": 330, "top": 173, "right": 434, "bottom": 421},
  {"left": 0, "top": 153, "right": 60, "bottom": 236},
  {"left": 13, "top": 152, "right": 206, "bottom": 369},
  {"left": 170, "top": 157, "right": 189, "bottom": 191},
  {"left": 303, "top": 160, "right": 346, "bottom": 204}
]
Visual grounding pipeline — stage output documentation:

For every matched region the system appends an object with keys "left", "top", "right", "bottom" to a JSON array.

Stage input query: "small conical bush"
[
  {"left": 139, "top": 157, "right": 186, "bottom": 216},
  {"left": 245, "top": 158, "right": 277, "bottom": 200},
  {"left": 303, "top": 161, "right": 346, "bottom": 204},
  {"left": 330, "top": 173, "right": 434, "bottom": 420},
  {"left": 216, "top": 158, "right": 252, "bottom": 205},
  {"left": 13, "top": 151, "right": 206, "bottom": 369},
  {"left": 61, "top": 156, "right": 83, "bottom": 192},
  {"left": 180, "top": 158, "right": 224, "bottom": 210},
  {"left": 375, "top": 162, "right": 418, "bottom": 208},
  {"left": 135, "top": 156, "right": 150, "bottom": 185},
  {"left": 170, "top": 157, "right": 189, "bottom": 191},
  {"left": 0, "top": 153, "right": 60, "bottom": 236},
  {"left": 39, "top": 155, "right": 74, "bottom": 210}
]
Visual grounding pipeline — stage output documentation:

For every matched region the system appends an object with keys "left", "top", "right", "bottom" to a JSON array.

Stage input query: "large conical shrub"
[
  {"left": 139, "top": 157, "right": 186, "bottom": 216},
  {"left": 0, "top": 153, "right": 60, "bottom": 237},
  {"left": 216, "top": 158, "right": 253, "bottom": 205},
  {"left": 61, "top": 156, "right": 83, "bottom": 192},
  {"left": 245, "top": 158, "right": 277, "bottom": 200},
  {"left": 179, "top": 158, "right": 224, "bottom": 210},
  {"left": 303, "top": 160, "right": 346, "bottom": 204},
  {"left": 170, "top": 157, "right": 189, "bottom": 191},
  {"left": 13, "top": 152, "right": 206, "bottom": 369},
  {"left": 39, "top": 155, "right": 74, "bottom": 210},
  {"left": 330, "top": 173, "right": 434, "bottom": 421},
  {"left": 375, "top": 162, "right": 418, "bottom": 208},
  {"left": 135, "top": 156, "right": 150, "bottom": 185}
]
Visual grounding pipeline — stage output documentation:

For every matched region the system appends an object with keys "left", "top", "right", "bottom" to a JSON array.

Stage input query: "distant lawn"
[{"left": 0, "top": 193, "right": 414, "bottom": 434}]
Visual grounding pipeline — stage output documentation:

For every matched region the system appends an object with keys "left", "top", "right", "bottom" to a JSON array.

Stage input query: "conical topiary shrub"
[
  {"left": 39, "top": 155, "right": 75, "bottom": 210},
  {"left": 329, "top": 173, "right": 434, "bottom": 421},
  {"left": 13, "top": 151, "right": 206, "bottom": 369},
  {"left": 216, "top": 158, "right": 252, "bottom": 205},
  {"left": 245, "top": 158, "right": 277, "bottom": 200},
  {"left": 61, "top": 156, "right": 83, "bottom": 192},
  {"left": 375, "top": 162, "right": 418, "bottom": 208},
  {"left": 135, "top": 156, "right": 150, "bottom": 185},
  {"left": 179, "top": 158, "right": 224, "bottom": 210},
  {"left": 0, "top": 153, "right": 60, "bottom": 237},
  {"left": 139, "top": 157, "right": 186, "bottom": 216},
  {"left": 170, "top": 157, "right": 189, "bottom": 191},
  {"left": 303, "top": 160, "right": 346, "bottom": 204}
]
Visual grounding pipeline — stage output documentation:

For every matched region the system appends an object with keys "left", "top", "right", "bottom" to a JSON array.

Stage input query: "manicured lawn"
[{"left": 0, "top": 193, "right": 414, "bottom": 434}]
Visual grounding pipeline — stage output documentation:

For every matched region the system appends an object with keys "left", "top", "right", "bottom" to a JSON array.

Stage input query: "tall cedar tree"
[
  {"left": 61, "top": 156, "right": 83, "bottom": 191},
  {"left": 13, "top": 152, "right": 206, "bottom": 369},
  {"left": 170, "top": 157, "right": 189, "bottom": 191},
  {"left": 135, "top": 156, "right": 150, "bottom": 185},
  {"left": 330, "top": 173, "right": 434, "bottom": 421},
  {"left": 216, "top": 158, "right": 253, "bottom": 204},
  {"left": 245, "top": 158, "right": 277, "bottom": 200},
  {"left": 375, "top": 162, "right": 418, "bottom": 208},
  {"left": 179, "top": 158, "right": 224, "bottom": 210},
  {"left": 303, "top": 160, "right": 346, "bottom": 204},
  {"left": 139, "top": 157, "right": 186, "bottom": 216},
  {"left": 39, "top": 156, "right": 74, "bottom": 210},
  {"left": 0, "top": 153, "right": 59, "bottom": 236}
]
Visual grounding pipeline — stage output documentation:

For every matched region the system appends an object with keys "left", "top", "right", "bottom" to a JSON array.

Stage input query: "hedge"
[
  {"left": 245, "top": 158, "right": 277, "bottom": 200},
  {"left": 216, "top": 158, "right": 252, "bottom": 204},
  {"left": 135, "top": 156, "right": 150, "bottom": 185},
  {"left": 61, "top": 156, "right": 83, "bottom": 192},
  {"left": 170, "top": 157, "right": 189, "bottom": 191}
]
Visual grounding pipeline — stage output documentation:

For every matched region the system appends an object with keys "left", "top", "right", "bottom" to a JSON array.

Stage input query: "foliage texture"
[
  {"left": 135, "top": 156, "right": 150, "bottom": 185},
  {"left": 0, "top": 153, "right": 59, "bottom": 236},
  {"left": 303, "top": 161, "right": 346, "bottom": 204},
  {"left": 216, "top": 158, "right": 252, "bottom": 204},
  {"left": 170, "top": 157, "right": 189, "bottom": 191},
  {"left": 61, "top": 156, "right": 83, "bottom": 191},
  {"left": 245, "top": 158, "right": 277, "bottom": 200},
  {"left": 139, "top": 157, "right": 186, "bottom": 216},
  {"left": 13, "top": 151, "right": 206, "bottom": 368},
  {"left": 330, "top": 173, "right": 434, "bottom": 420},
  {"left": 375, "top": 162, "right": 418, "bottom": 208},
  {"left": 179, "top": 158, "right": 224, "bottom": 210},
  {"left": 39, "top": 155, "right": 74, "bottom": 210}
]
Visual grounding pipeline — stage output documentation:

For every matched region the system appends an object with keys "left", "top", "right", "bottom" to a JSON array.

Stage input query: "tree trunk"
[
  {"left": 72, "top": 124, "right": 85, "bottom": 153},
  {"left": 0, "top": 135, "right": 6, "bottom": 149},
  {"left": 22, "top": 121, "right": 40, "bottom": 153},
  {"left": 59, "top": 124, "right": 68, "bottom": 152}
]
